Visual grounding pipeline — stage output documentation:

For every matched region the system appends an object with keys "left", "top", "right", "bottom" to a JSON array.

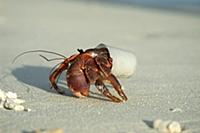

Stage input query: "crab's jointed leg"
[
  {"left": 49, "top": 54, "right": 78, "bottom": 94},
  {"left": 94, "top": 55, "right": 128, "bottom": 102},
  {"left": 95, "top": 79, "right": 122, "bottom": 103},
  {"left": 107, "top": 74, "right": 128, "bottom": 101}
]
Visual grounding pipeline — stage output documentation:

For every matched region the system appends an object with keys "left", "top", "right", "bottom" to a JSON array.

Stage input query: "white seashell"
[
  {"left": 5, "top": 91, "right": 17, "bottom": 99},
  {"left": 153, "top": 119, "right": 182, "bottom": 133},
  {"left": 0, "top": 89, "right": 6, "bottom": 101},
  {"left": 34, "top": 128, "right": 64, "bottom": 133},
  {"left": 153, "top": 119, "right": 162, "bottom": 129},
  {"left": 0, "top": 90, "right": 30, "bottom": 112},
  {"left": 0, "top": 102, "right": 4, "bottom": 108},
  {"left": 0, "top": 89, "right": 5, "bottom": 96},
  {"left": 170, "top": 108, "right": 183, "bottom": 113},
  {"left": 96, "top": 44, "right": 137, "bottom": 78},
  {"left": 14, "top": 105, "right": 25, "bottom": 111},
  {"left": 12, "top": 99, "right": 25, "bottom": 104},
  {"left": 168, "top": 121, "right": 182, "bottom": 133},
  {"left": 158, "top": 120, "right": 172, "bottom": 133},
  {"left": 4, "top": 99, "right": 16, "bottom": 110}
]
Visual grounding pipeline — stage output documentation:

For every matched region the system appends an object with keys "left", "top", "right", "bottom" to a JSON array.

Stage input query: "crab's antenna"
[
  {"left": 39, "top": 54, "right": 65, "bottom": 62},
  {"left": 12, "top": 50, "right": 66, "bottom": 63}
]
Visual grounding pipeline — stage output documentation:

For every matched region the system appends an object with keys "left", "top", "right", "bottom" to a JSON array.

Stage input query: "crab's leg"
[
  {"left": 94, "top": 55, "right": 127, "bottom": 102},
  {"left": 95, "top": 79, "right": 122, "bottom": 103},
  {"left": 49, "top": 54, "right": 78, "bottom": 94},
  {"left": 107, "top": 74, "right": 128, "bottom": 101}
]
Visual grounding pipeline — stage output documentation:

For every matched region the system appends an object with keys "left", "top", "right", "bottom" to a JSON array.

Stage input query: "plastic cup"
[{"left": 96, "top": 44, "right": 137, "bottom": 78}]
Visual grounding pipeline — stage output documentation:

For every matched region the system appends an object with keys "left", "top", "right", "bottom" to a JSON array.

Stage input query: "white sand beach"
[{"left": 0, "top": 0, "right": 200, "bottom": 133}]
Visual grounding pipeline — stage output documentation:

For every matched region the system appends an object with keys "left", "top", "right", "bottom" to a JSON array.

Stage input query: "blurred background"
[
  {"left": 79, "top": 0, "right": 200, "bottom": 13},
  {"left": 0, "top": 0, "right": 200, "bottom": 66}
]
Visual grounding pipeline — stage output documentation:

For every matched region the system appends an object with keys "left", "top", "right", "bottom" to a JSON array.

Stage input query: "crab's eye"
[{"left": 77, "top": 49, "right": 84, "bottom": 53}]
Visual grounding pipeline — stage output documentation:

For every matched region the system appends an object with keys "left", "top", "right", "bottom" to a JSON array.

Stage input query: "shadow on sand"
[
  {"left": 12, "top": 65, "right": 54, "bottom": 92},
  {"left": 11, "top": 65, "right": 109, "bottom": 101},
  {"left": 143, "top": 120, "right": 154, "bottom": 129}
]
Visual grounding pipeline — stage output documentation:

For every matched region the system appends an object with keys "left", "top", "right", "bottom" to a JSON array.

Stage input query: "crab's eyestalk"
[{"left": 77, "top": 49, "right": 84, "bottom": 53}]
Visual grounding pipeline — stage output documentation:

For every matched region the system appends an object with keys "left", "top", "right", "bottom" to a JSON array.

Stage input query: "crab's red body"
[{"left": 50, "top": 45, "right": 127, "bottom": 102}]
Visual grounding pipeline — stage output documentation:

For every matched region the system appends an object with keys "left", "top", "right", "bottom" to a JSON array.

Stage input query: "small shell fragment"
[
  {"left": 34, "top": 128, "right": 64, "bottom": 133},
  {"left": 0, "top": 89, "right": 6, "bottom": 101},
  {"left": 12, "top": 99, "right": 25, "bottom": 104},
  {"left": 0, "top": 89, "right": 30, "bottom": 112},
  {"left": 168, "top": 121, "right": 182, "bottom": 133},
  {"left": 14, "top": 105, "right": 25, "bottom": 111},
  {"left": 153, "top": 119, "right": 162, "bottom": 129},
  {"left": 158, "top": 120, "right": 172, "bottom": 133},
  {"left": 153, "top": 119, "right": 182, "bottom": 133},
  {"left": 4, "top": 99, "right": 16, "bottom": 110},
  {"left": 5, "top": 91, "right": 17, "bottom": 99},
  {"left": 0, "top": 89, "right": 6, "bottom": 108},
  {"left": 169, "top": 108, "right": 183, "bottom": 113},
  {"left": 0, "top": 102, "right": 4, "bottom": 108}
]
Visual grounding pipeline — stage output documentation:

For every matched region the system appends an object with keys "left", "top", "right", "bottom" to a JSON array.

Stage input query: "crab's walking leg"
[
  {"left": 49, "top": 54, "right": 78, "bottom": 94},
  {"left": 95, "top": 79, "right": 122, "bottom": 103},
  {"left": 107, "top": 74, "right": 128, "bottom": 101}
]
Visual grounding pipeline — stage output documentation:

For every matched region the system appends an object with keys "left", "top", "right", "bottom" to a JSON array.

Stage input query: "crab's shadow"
[
  {"left": 12, "top": 65, "right": 108, "bottom": 101},
  {"left": 11, "top": 65, "right": 72, "bottom": 95}
]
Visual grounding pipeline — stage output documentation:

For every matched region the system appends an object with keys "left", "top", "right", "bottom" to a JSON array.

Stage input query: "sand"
[{"left": 0, "top": 0, "right": 200, "bottom": 133}]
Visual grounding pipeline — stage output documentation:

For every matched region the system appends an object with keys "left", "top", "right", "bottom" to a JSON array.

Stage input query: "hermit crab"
[{"left": 13, "top": 44, "right": 137, "bottom": 103}]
